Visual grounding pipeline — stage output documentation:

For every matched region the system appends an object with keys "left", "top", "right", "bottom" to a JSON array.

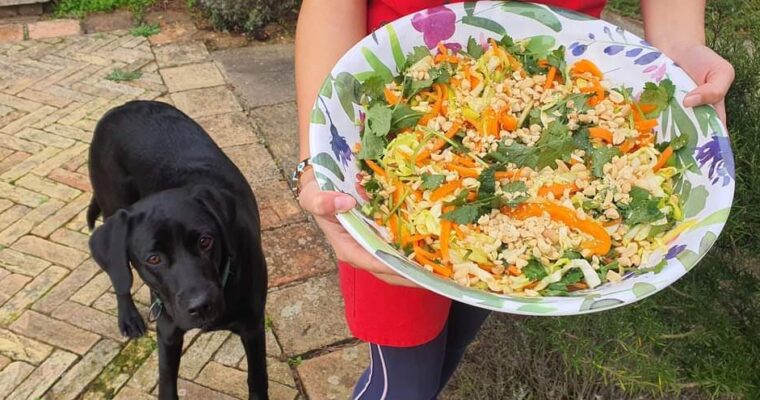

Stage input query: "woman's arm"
[
  {"left": 641, "top": 0, "right": 734, "bottom": 122},
  {"left": 294, "top": 0, "right": 416, "bottom": 286},
  {"left": 296, "top": 0, "right": 366, "bottom": 160}
]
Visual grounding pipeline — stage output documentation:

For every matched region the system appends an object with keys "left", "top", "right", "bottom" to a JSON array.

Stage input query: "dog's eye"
[
  {"left": 199, "top": 235, "right": 214, "bottom": 250},
  {"left": 146, "top": 255, "right": 161, "bottom": 265}
]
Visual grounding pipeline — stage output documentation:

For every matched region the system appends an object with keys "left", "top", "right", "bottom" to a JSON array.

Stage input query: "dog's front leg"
[
  {"left": 157, "top": 316, "right": 185, "bottom": 400},
  {"left": 240, "top": 318, "right": 269, "bottom": 400}
]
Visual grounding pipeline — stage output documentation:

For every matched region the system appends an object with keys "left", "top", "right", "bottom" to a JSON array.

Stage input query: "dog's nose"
[{"left": 186, "top": 295, "right": 212, "bottom": 317}]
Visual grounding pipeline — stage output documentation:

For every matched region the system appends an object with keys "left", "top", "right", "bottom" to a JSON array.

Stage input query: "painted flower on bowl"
[
  {"left": 696, "top": 135, "right": 735, "bottom": 186},
  {"left": 412, "top": 5, "right": 456, "bottom": 49}
]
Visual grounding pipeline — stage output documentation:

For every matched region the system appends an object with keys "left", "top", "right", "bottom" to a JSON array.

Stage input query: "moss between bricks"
[{"left": 86, "top": 335, "right": 157, "bottom": 399}]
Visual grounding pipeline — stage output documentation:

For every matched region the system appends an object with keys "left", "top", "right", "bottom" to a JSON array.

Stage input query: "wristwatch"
[{"left": 290, "top": 158, "right": 312, "bottom": 199}]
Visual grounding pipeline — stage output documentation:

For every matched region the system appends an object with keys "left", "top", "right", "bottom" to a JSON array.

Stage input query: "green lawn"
[{"left": 447, "top": 1, "right": 760, "bottom": 399}]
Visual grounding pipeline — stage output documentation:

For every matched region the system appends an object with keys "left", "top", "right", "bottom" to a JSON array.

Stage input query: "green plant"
[
  {"left": 196, "top": 0, "right": 300, "bottom": 35},
  {"left": 53, "top": 0, "right": 155, "bottom": 22},
  {"left": 106, "top": 69, "right": 142, "bottom": 82},
  {"left": 129, "top": 23, "right": 160, "bottom": 37},
  {"left": 287, "top": 356, "right": 302, "bottom": 367}
]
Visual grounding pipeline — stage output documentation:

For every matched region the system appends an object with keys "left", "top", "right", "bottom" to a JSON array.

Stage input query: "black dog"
[{"left": 87, "top": 100, "right": 268, "bottom": 400}]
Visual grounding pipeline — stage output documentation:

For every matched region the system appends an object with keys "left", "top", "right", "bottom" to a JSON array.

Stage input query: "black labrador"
[{"left": 87, "top": 100, "right": 268, "bottom": 400}]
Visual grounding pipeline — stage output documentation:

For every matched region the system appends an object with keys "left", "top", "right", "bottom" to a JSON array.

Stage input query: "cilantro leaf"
[
  {"left": 361, "top": 74, "right": 387, "bottom": 103},
  {"left": 535, "top": 122, "right": 575, "bottom": 169},
  {"left": 635, "top": 259, "right": 666, "bottom": 275},
  {"left": 541, "top": 269, "right": 585, "bottom": 296},
  {"left": 390, "top": 104, "right": 424, "bottom": 130},
  {"left": 402, "top": 76, "right": 433, "bottom": 98},
  {"left": 486, "top": 142, "right": 539, "bottom": 167},
  {"left": 421, "top": 174, "right": 446, "bottom": 190},
  {"left": 445, "top": 188, "right": 471, "bottom": 207},
  {"left": 499, "top": 181, "right": 529, "bottom": 207},
  {"left": 441, "top": 205, "right": 481, "bottom": 224},
  {"left": 638, "top": 79, "right": 675, "bottom": 119},
  {"left": 546, "top": 45, "right": 567, "bottom": 81},
  {"left": 573, "top": 126, "right": 592, "bottom": 152},
  {"left": 466, "top": 37, "right": 484, "bottom": 59},
  {"left": 523, "top": 258, "right": 548, "bottom": 281},
  {"left": 477, "top": 166, "right": 496, "bottom": 198},
  {"left": 620, "top": 186, "right": 665, "bottom": 226},
  {"left": 562, "top": 250, "right": 583, "bottom": 260},
  {"left": 365, "top": 103, "right": 392, "bottom": 138},
  {"left": 357, "top": 131, "right": 386, "bottom": 160},
  {"left": 429, "top": 66, "right": 451, "bottom": 84},
  {"left": 401, "top": 46, "right": 432, "bottom": 72},
  {"left": 589, "top": 145, "right": 621, "bottom": 178}
]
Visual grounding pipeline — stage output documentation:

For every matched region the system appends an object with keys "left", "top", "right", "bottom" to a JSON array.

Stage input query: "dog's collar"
[{"left": 148, "top": 256, "right": 233, "bottom": 322}]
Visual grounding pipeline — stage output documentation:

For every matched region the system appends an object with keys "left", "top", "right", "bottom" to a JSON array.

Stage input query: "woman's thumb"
[{"left": 304, "top": 191, "right": 356, "bottom": 216}]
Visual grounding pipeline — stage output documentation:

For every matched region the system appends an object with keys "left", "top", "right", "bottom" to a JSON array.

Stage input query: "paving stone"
[
  {"left": 7, "top": 349, "right": 78, "bottom": 399},
  {"left": 213, "top": 334, "right": 246, "bottom": 367},
  {"left": 153, "top": 41, "right": 211, "bottom": 68},
  {"left": 0, "top": 274, "right": 31, "bottom": 306},
  {"left": 178, "top": 330, "right": 229, "bottom": 380},
  {"left": 176, "top": 378, "right": 235, "bottom": 400},
  {"left": 221, "top": 143, "right": 282, "bottom": 188},
  {"left": 212, "top": 44, "right": 295, "bottom": 108},
  {"left": 52, "top": 301, "right": 126, "bottom": 343},
  {"left": 14, "top": 174, "right": 81, "bottom": 202},
  {"left": 48, "top": 339, "right": 120, "bottom": 400},
  {"left": 49, "top": 227, "right": 90, "bottom": 253},
  {"left": 0, "top": 355, "right": 9, "bottom": 370},
  {"left": 0, "top": 199, "right": 65, "bottom": 246},
  {"left": 27, "top": 19, "right": 82, "bottom": 40},
  {"left": 30, "top": 193, "right": 89, "bottom": 238},
  {"left": 0, "top": 146, "right": 62, "bottom": 182},
  {"left": 196, "top": 111, "right": 259, "bottom": 148},
  {"left": 0, "top": 361, "right": 34, "bottom": 399},
  {"left": 33, "top": 259, "right": 99, "bottom": 313},
  {"left": 48, "top": 168, "right": 92, "bottom": 192},
  {"left": 250, "top": 102, "right": 299, "bottom": 172},
  {"left": 11, "top": 235, "right": 88, "bottom": 269},
  {"left": 0, "top": 152, "right": 31, "bottom": 175},
  {"left": 194, "top": 361, "right": 249, "bottom": 399},
  {"left": 70, "top": 271, "right": 113, "bottom": 306},
  {"left": 0, "top": 205, "right": 29, "bottom": 233},
  {"left": 262, "top": 222, "right": 334, "bottom": 287},
  {"left": 31, "top": 142, "right": 89, "bottom": 176},
  {"left": 0, "top": 24, "right": 23, "bottom": 43},
  {"left": 159, "top": 62, "right": 226, "bottom": 92},
  {"left": 0, "top": 247, "right": 51, "bottom": 276},
  {"left": 126, "top": 349, "right": 158, "bottom": 393},
  {"left": 267, "top": 274, "right": 350, "bottom": 356},
  {"left": 0, "top": 266, "right": 67, "bottom": 326},
  {"left": 0, "top": 327, "right": 53, "bottom": 364},
  {"left": 0, "top": 181, "right": 48, "bottom": 207},
  {"left": 298, "top": 345, "right": 369, "bottom": 400},
  {"left": 170, "top": 86, "right": 241, "bottom": 118},
  {"left": 9, "top": 310, "right": 101, "bottom": 354},
  {"left": 113, "top": 386, "right": 156, "bottom": 400},
  {"left": 252, "top": 179, "right": 305, "bottom": 231}
]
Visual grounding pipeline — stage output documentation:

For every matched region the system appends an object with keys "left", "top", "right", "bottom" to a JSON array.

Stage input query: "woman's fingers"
[{"left": 298, "top": 178, "right": 356, "bottom": 221}]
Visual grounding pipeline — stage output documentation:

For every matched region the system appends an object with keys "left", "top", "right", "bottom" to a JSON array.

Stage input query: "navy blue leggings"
[{"left": 351, "top": 301, "right": 491, "bottom": 400}]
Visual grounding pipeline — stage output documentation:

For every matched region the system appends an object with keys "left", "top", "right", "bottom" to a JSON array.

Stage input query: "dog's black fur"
[{"left": 87, "top": 100, "right": 268, "bottom": 400}]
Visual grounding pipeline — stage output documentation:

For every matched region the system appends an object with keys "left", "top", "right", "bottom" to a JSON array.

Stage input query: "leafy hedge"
[{"left": 195, "top": 0, "right": 300, "bottom": 34}]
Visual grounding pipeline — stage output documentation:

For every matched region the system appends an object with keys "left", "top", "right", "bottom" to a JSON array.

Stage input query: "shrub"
[{"left": 196, "top": 0, "right": 300, "bottom": 35}]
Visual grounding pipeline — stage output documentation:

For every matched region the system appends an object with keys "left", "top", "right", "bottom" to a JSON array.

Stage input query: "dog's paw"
[{"left": 119, "top": 304, "right": 146, "bottom": 337}]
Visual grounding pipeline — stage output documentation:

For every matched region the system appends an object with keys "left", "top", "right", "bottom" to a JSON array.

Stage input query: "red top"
[{"left": 339, "top": 0, "right": 608, "bottom": 348}]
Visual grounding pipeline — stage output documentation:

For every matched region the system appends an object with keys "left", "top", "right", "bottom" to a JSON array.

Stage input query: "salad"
[{"left": 354, "top": 34, "right": 685, "bottom": 297}]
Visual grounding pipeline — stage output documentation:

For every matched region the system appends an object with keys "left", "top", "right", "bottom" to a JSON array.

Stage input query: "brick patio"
[{"left": 0, "top": 29, "right": 366, "bottom": 399}]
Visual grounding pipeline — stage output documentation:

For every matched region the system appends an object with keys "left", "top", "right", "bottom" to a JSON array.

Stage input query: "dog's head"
[{"left": 89, "top": 185, "right": 237, "bottom": 330}]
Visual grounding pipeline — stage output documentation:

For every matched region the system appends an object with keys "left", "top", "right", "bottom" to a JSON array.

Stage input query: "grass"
[
  {"left": 129, "top": 23, "right": 161, "bottom": 37},
  {"left": 105, "top": 69, "right": 142, "bottom": 82},
  {"left": 447, "top": 1, "right": 760, "bottom": 399},
  {"left": 53, "top": 0, "right": 155, "bottom": 22}
]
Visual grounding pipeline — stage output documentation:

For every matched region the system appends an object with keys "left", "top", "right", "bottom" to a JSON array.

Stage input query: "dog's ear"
[
  {"left": 89, "top": 209, "right": 133, "bottom": 296},
  {"left": 192, "top": 185, "right": 238, "bottom": 259}
]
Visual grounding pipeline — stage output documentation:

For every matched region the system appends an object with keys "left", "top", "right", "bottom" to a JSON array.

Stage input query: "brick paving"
[{"left": 0, "top": 28, "right": 366, "bottom": 399}]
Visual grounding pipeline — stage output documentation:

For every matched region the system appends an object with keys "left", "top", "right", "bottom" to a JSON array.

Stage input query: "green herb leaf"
[
  {"left": 478, "top": 167, "right": 497, "bottom": 198},
  {"left": 535, "top": 121, "right": 575, "bottom": 169},
  {"left": 402, "top": 46, "right": 432, "bottom": 72},
  {"left": 546, "top": 46, "right": 567, "bottom": 81},
  {"left": 502, "top": 181, "right": 528, "bottom": 193},
  {"left": 421, "top": 174, "right": 446, "bottom": 190},
  {"left": 442, "top": 205, "right": 481, "bottom": 224},
  {"left": 562, "top": 250, "right": 584, "bottom": 260},
  {"left": 487, "top": 142, "right": 539, "bottom": 168},
  {"left": 589, "top": 145, "right": 621, "bottom": 178},
  {"left": 573, "top": 126, "right": 592, "bottom": 152},
  {"left": 620, "top": 186, "right": 665, "bottom": 226},
  {"left": 466, "top": 37, "right": 485, "bottom": 59},
  {"left": 357, "top": 131, "right": 386, "bottom": 160},
  {"left": 638, "top": 78, "right": 676, "bottom": 119},
  {"left": 365, "top": 103, "right": 392, "bottom": 137},
  {"left": 523, "top": 258, "right": 548, "bottom": 280},
  {"left": 403, "top": 76, "right": 433, "bottom": 98},
  {"left": 430, "top": 65, "right": 451, "bottom": 84},
  {"left": 445, "top": 188, "right": 471, "bottom": 207},
  {"left": 390, "top": 104, "right": 425, "bottom": 130},
  {"left": 635, "top": 259, "right": 666, "bottom": 275},
  {"left": 362, "top": 74, "right": 387, "bottom": 103}
]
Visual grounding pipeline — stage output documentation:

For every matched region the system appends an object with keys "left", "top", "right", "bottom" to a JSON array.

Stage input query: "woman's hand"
[
  {"left": 298, "top": 172, "right": 418, "bottom": 287},
  {"left": 669, "top": 45, "right": 735, "bottom": 124}
]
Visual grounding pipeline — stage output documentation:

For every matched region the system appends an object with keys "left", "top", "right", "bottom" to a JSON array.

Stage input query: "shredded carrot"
[
  {"left": 544, "top": 67, "right": 557, "bottom": 89},
  {"left": 571, "top": 59, "right": 603, "bottom": 79},
  {"left": 448, "top": 164, "right": 479, "bottom": 178},
  {"left": 619, "top": 139, "right": 636, "bottom": 153},
  {"left": 538, "top": 183, "right": 578, "bottom": 198},
  {"left": 482, "top": 108, "right": 499, "bottom": 136},
  {"left": 499, "top": 112, "right": 518, "bottom": 131},
  {"left": 537, "top": 59, "right": 549, "bottom": 69},
  {"left": 454, "top": 154, "right": 476, "bottom": 167},
  {"left": 635, "top": 118, "right": 658, "bottom": 133},
  {"left": 466, "top": 191, "right": 478, "bottom": 201},
  {"left": 383, "top": 87, "right": 400, "bottom": 105},
  {"left": 365, "top": 160, "right": 385, "bottom": 177},
  {"left": 603, "top": 219, "right": 621, "bottom": 227},
  {"left": 507, "top": 265, "right": 521, "bottom": 276},
  {"left": 393, "top": 180, "right": 404, "bottom": 206},
  {"left": 454, "top": 225, "right": 465, "bottom": 240},
  {"left": 653, "top": 146, "right": 673, "bottom": 171},
  {"left": 589, "top": 127, "right": 613, "bottom": 143},
  {"left": 503, "top": 202, "right": 611, "bottom": 256},
  {"left": 416, "top": 121, "right": 462, "bottom": 164},
  {"left": 413, "top": 251, "right": 452, "bottom": 278},
  {"left": 413, "top": 243, "right": 439, "bottom": 260},
  {"left": 430, "top": 180, "right": 462, "bottom": 201},
  {"left": 407, "top": 234, "right": 430, "bottom": 242},
  {"left": 388, "top": 213, "right": 399, "bottom": 242},
  {"left": 433, "top": 83, "right": 446, "bottom": 115},
  {"left": 436, "top": 42, "right": 448, "bottom": 56},
  {"left": 495, "top": 170, "right": 521, "bottom": 180},
  {"left": 440, "top": 219, "right": 452, "bottom": 261},
  {"left": 399, "top": 222, "right": 410, "bottom": 247}
]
